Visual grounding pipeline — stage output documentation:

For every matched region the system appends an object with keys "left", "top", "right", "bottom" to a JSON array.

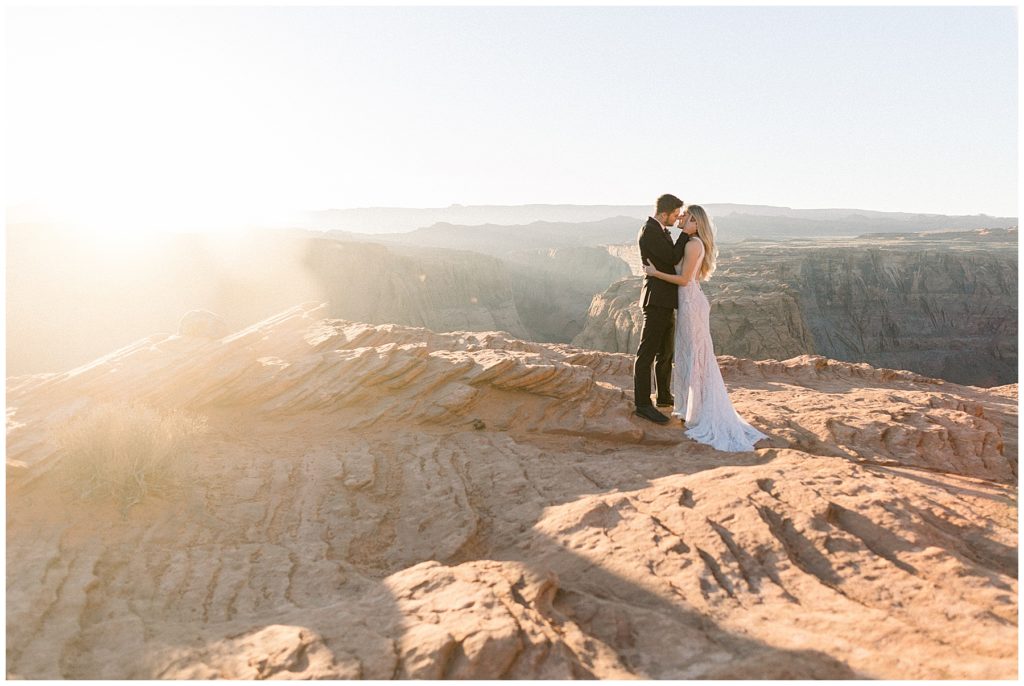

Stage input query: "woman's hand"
[{"left": 642, "top": 260, "right": 658, "bottom": 277}]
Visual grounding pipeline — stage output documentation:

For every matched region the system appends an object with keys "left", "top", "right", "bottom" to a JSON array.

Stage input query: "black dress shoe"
[
  {"left": 655, "top": 395, "right": 674, "bottom": 407},
  {"left": 635, "top": 405, "right": 670, "bottom": 424}
]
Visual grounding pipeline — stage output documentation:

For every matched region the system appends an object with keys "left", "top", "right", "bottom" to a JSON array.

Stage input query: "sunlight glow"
[
  {"left": 6, "top": 6, "right": 1018, "bottom": 230},
  {"left": 8, "top": 8, "right": 308, "bottom": 233}
]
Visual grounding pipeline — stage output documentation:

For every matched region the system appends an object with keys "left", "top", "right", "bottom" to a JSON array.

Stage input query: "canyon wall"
[
  {"left": 6, "top": 227, "right": 630, "bottom": 374},
  {"left": 575, "top": 230, "right": 1017, "bottom": 386},
  {"left": 7, "top": 224, "right": 1015, "bottom": 386},
  {"left": 504, "top": 246, "right": 632, "bottom": 342},
  {"left": 793, "top": 245, "right": 1016, "bottom": 386},
  {"left": 303, "top": 240, "right": 530, "bottom": 339},
  {"left": 572, "top": 277, "right": 817, "bottom": 363}
]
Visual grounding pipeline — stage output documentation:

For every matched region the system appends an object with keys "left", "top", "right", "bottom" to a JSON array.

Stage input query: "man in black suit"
[{"left": 634, "top": 194, "right": 690, "bottom": 423}]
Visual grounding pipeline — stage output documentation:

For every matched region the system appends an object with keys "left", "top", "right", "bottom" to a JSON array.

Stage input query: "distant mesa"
[{"left": 300, "top": 203, "right": 1017, "bottom": 236}]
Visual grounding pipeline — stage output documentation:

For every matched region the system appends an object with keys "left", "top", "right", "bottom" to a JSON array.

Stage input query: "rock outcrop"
[
  {"left": 6, "top": 228, "right": 630, "bottom": 375},
  {"left": 305, "top": 240, "right": 634, "bottom": 344},
  {"left": 575, "top": 230, "right": 1017, "bottom": 386},
  {"left": 573, "top": 277, "right": 817, "bottom": 362},
  {"left": 504, "top": 246, "right": 632, "bottom": 342},
  {"left": 791, "top": 237, "right": 1017, "bottom": 386},
  {"left": 6, "top": 303, "right": 1017, "bottom": 679},
  {"left": 303, "top": 239, "right": 532, "bottom": 339},
  {"left": 571, "top": 278, "right": 646, "bottom": 354},
  {"left": 10, "top": 224, "right": 1015, "bottom": 388}
]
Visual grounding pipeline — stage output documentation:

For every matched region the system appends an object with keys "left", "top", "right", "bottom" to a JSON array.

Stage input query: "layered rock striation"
[
  {"left": 7, "top": 227, "right": 631, "bottom": 376},
  {"left": 792, "top": 238, "right": 1017, "bottom": 386},
  {"left": 575, "top": 229, "right": 1017, "bottom": 386},
  {"left": 303, "top": 239, "right": 532, "bottom": 339},
  {"left": 504, "top": 246, "right": 632, "bottom": 343},
  {"left": 573, "top": 277, "right": 817, "bottom": 363},
  {"left": 6, "top": 303, "right": 1017, "bottom": 679}
]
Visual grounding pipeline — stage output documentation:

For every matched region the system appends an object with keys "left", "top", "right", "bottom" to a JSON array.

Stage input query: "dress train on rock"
[{"left": 670, "top": 241, "right": 767, "bottom": 452}]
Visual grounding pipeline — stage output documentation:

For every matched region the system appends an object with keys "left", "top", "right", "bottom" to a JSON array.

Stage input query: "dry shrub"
[{"left": 55, "top": 402, "right": 207, "bottom": 514}]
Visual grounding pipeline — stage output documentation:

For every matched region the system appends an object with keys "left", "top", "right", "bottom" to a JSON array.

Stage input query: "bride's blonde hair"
[{"left": 685, "top": 205, "right": 718, "bottom": 281}]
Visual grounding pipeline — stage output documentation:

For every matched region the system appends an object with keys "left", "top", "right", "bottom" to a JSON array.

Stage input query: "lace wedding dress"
[{"left": 671, "top": 239, "right": 768, "bottom": 451}]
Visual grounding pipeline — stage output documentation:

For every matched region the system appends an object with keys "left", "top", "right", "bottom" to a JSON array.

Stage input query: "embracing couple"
[{"left": 633, "top": 194, "right": 769, "bottom": 453}]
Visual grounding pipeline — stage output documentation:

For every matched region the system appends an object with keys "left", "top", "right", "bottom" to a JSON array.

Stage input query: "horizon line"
[{"left": 306, "top": 202, "right": 1015, "bottom": 218}]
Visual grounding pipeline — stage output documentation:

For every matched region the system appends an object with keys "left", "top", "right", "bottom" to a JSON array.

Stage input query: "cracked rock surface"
[{"left": 6, "top": 302, "right": 1017, "bottom": 678}]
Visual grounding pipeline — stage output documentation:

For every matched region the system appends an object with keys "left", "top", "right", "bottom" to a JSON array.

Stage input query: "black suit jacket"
[{"left": 638, "top": 217, "right": 690, "bottom": 309}]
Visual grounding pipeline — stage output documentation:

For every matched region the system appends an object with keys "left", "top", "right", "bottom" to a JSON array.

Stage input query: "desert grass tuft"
[{"left": 54, "top": 402, "right": 207, "bottom": 515}]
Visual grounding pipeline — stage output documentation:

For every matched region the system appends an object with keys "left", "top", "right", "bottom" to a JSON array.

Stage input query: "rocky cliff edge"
[{"left": 6, "top": 302, "right": 1017, "bottom": 679}]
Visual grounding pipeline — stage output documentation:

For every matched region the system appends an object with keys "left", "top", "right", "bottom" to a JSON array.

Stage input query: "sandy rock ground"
[{"left": 6, "top": 303, "right": 1017, "bottom": 679}]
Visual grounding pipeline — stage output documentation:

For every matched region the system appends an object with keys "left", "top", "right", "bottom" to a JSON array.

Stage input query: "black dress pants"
[{"left": 633, "top": 305, "right": 674, "bottom": 408}]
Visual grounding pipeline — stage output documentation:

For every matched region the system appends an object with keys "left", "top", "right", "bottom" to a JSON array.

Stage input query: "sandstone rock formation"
[
  {"left": 6, "top": 303, "right": 1017, "bottom": 679},
  {"left": 305, "top": 240, "right": 635, "bottom": 345},
  {"left": 575, "top": 229, "right": 1017, "bottom": 386},
  {"left": 303, "top": 239, "right": 532, "bottom": 340},
  {"left": 573, "top": 277, "right": 817, "bottom": 363},
  {"left": 792, "top": 233, "right": 1017, "bottom": 386},
  {"left": 7, "top": 227, "right": 629, "bottom": 376},
  {"left": 571, "top": 277, "right": 646, "bottom": 354},
  {"left": 504, "top": 246, "right": 632, "bottom": 343},
  {"left": 10, "top": 222, "right": 1015, "bottom": 389}
]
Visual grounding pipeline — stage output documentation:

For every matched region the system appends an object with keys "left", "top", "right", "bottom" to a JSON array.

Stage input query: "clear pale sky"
[{"left": 6, "top": 5, "right": 1019, "bottom": 230}]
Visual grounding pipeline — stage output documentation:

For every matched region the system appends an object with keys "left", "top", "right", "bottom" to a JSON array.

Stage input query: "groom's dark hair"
[{"left": 655, "top": 194, "right": 684, "bottom": 215}]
